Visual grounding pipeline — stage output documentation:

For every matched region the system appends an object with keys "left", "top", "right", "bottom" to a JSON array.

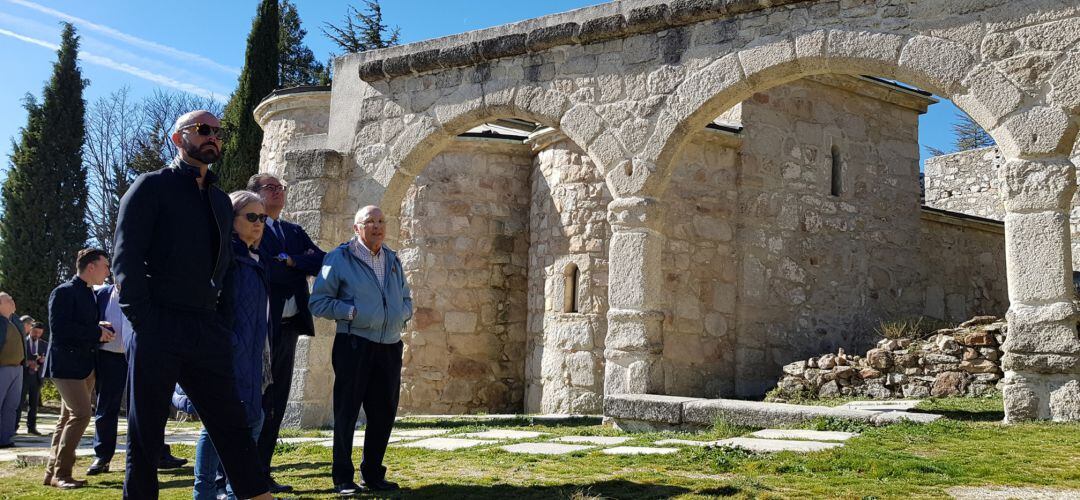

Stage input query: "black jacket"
[
  {"left": 113, "top": 158, "right": 233, "bottom": 335},
  {"left": 45, "top": 276, "right": 100, "bottom": 379},
  {"left": 259, "top": 218, "right": 325, "bottom": 338}
]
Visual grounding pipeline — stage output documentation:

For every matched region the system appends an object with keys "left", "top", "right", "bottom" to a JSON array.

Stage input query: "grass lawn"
[{"left": 3, "top": 397, "right": 1078, "bottom": 499}]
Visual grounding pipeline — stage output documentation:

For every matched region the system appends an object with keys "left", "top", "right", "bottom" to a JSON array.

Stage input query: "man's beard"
[{"left": 183, "top": 138, "right": 221, "bottom": 164}]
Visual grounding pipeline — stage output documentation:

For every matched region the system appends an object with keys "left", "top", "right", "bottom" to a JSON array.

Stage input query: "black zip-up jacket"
[{"left": 113, "top": 158, "right": 233, "bottom": 335}]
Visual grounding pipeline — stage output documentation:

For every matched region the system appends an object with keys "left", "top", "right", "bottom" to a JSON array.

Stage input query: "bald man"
[{"left": 113, "top": 111, "right": 271, "bottom": 500}]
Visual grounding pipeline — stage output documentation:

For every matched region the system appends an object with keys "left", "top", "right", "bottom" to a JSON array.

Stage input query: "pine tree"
[
  {"left": 322, "top": 0, "right": 400, "bottom": 54},
  {"left": 0, "top": 23, "right": 88, "bottom": 320},
  {"left": 215, "top": 0, "right": 279, "bottom": 192},
  {"left": 280, "top": 0, "right": 329, "bottom": 86}
]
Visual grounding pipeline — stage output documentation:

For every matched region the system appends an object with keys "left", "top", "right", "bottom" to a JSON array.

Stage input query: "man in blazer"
[
  {"left": 247, "top": 173, "right": 325, "bottom": 493},
  {"left": 19, "top": 318, "right": 45, "bottom": 435}
]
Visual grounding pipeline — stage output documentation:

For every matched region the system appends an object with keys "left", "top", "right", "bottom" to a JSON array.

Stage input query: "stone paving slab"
[
  {"left": 602, "top": 446, "right": 678, "bottom": 455},
  {"left": 278, "top": 437, "right": 332, "bottom": 444},
  {"left": 653, "top": 439, "right": 714, "bottom": 447},
  {"left": 837, "top": 400, "right": 922, "bottom": 412},
  {"left": 317, "top": 435, "right": 414, "bottom": 447},
  {"left": 457, "top": 430, "right": 546, "bottom": 440},
  {"left": 552, "top": 435, "right": 630, "bottom": 445},
  {"left": 393, "top": 429, "right": 451, "bottom": 438},
  {"left": 948, "top": 486, "right": 1080, "bottom": 499},
  {"left": 500, "top": 443, "right": 593, "bottom": 455},
  {"left": 871, "top": 411, "right": 942, "bottom": 424},
  {"left": 748, "top": 429, "right": 858, "bottom": 441},
  {"left": 717, "top": 437, "right": 843, "bottom": 453},
  {"left": 398, "top": 437, "right": 498, "bottom": 451}
]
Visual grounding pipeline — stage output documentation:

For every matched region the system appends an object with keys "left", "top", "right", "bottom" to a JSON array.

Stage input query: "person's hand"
[
  {"left": 99, "top": 321, "right": 116, "bottom": 343},
  {"left": 27, "top": 360, "right": 38, "bottom": 371}
]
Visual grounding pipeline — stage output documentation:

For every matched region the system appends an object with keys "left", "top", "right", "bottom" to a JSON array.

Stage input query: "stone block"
[
  {"left": 748, "top": 429, "right": 857, "bottom": 441},
  {"left": 739, "top": 37, "right": 797, "bottom": 86},
  {"left": 825, "top": 29, "right": 904, "bottom": 75},
  {"left": 1001, "top": 158, "right": 1076, "bottom": 213},
  {"left": 439, "top": 43, "right": 483, "bottom": 68},
  {"left": 1002, "top": 374, "right": 1041, "bottom": 422},
  {"left": 669, "top": 0, "right": 725, "bottom": 25},
  {"left": 1049, "top": 53, "right": 1080, "bottom": 112},
  {"left": 682, "top": 398, "right": 877, "bottom": 427},
  {"left": 444, "top": 311, "right": 478, "bottom": 333},
  {"left": 993, "top": 106, "right": 1078, "bottom": 158},
  {"left": 383, "top": 55, "right": 413, "bottom": 78},
  {"left": 553, "top": 435, "right": 631, "bottom": 445},
  {"left": 1001, "top": 315, "right": 1080, "bottom": 356},
  {"left": 897, "top": 35, "right": 976, "bottom": 95},
  {"left": 526, "top": 23, "right": 579, "bottom": 52},
  {"left": 578, "top": 15, "right": 627, "bottom": 44},
  {"left": 1004, "top": 211, "right": 1073, "bottom": 303},
  {"left": 716, "top": 437, "right": 843, "bottom": 453},
  {"left": 603, "top": 394, "right": 701, "bottom": 424},
  {"left": 602, "top": 446, "right": 678, "bottom": 455},
  {"left": 626, "top": 4, "right": 671, "bottom": 34},
  {"left": 1049, "top": 379, "right": 1080, "bottom": 422},
  {"left": 479, "top": 34, "right": 528, "bottom": 61},
  {"left": 869, "top": 411, "right": 942, "bottom": 425},
  {"left": 501, "top": 443, "right": 593, "bottom": 455},
  {"left": 408, "top": 49, "right": 443, "bottom": 74},
  {"left": 358, "top": 60, "right": 385, "bottom": 81}
]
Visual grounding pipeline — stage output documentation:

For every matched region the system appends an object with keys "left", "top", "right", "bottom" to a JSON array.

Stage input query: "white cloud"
[
  {"left": 0, "top": 27, "right": 222, "bottom": 99},
  {"left": 7, "top": 0, "right": 239, "bottom": 75}
]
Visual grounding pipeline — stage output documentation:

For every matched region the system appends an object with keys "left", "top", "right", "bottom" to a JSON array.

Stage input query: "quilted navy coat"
[{"left": 219, "top": 236, "right": 271, "bottom": 423}]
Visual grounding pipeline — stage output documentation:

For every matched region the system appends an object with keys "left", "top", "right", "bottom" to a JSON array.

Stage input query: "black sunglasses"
[
  {"left": 182, "top": 123, "right": 227, "bottom": 139},
  {"left": 241, "top": 212, "right": 268, "bottom": 223}
]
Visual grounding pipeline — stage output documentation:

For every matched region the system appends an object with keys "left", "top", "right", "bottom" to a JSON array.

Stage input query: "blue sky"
[{"left": 0, "top": 0, "right": 961, "bottom": 178}]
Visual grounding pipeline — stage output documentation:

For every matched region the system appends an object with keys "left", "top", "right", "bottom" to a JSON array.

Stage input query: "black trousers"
[
  {"left": 93, "top": 350, "right": 128, "bottom": 461},
  {"left": 331, "top": 334, "right": 402, "bottom": 485},
  {"left": 18, "top": 372, "right": 41, "bottom": 431},
  {"left": 123, "top": 308, "right": 267, "bottom": 500},
  {"left": 256, "top": 318, "right": 301, "bottom": 479}
]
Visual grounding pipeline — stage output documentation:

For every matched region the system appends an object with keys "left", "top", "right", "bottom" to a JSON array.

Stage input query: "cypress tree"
[
  {"left": 280, "top": 0, "right": 328, "bottom": 87},
  {"left": 0, "top": 23, "right": 88, "bottom": 320},
  {"left": 215, "top": 0, "right": 279, "bottom": 192}
]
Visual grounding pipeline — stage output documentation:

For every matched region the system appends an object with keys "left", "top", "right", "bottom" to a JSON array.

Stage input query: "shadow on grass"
[
  {"left": 392, "top": 416, "right": 603, "bottom": 429},
  {"left": 292, "top": 479, "right": 699, "bottom": 499},
  {"left": 913, "top": 408, "right": 1004, "bottom": 422}
]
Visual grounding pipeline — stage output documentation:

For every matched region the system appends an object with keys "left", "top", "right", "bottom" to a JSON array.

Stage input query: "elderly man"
[
  {"left": 311, "top": 205, "right": 412, "bottom": 495},
  {"left": 113, "top": 110, "right": 270, "bottom": 500},
  {"left": 0, "top": 294, "right": 26, "bottom": 449},
  {"left": 18, "top": 318, "right": 45, "bottom": 435},
  {"left": 248, "top": 173, "right": 325, "bottom": 494}
]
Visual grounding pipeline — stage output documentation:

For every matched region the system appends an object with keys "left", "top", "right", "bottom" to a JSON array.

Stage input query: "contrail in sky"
[
  {"left": 0, "top": 27, "right": 221, "bottom": 99},
  {"left": 7, "top": 0, "right": 240, "bottom": 75}
]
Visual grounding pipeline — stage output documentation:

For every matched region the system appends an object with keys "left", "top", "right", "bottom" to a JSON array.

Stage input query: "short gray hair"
[
  {"left": 353, "top": 205, "right": 382, "bottom": 224},
  {"left": 229, "top": 190, "right": 263, "bottom": 215}
]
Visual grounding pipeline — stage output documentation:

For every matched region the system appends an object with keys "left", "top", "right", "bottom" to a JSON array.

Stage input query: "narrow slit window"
[
  {"left": 830, "top": 144, "right": 842, "bottom": 197},
  {"left": 563, "top": 263, "right": 579, "bottom": 313}
]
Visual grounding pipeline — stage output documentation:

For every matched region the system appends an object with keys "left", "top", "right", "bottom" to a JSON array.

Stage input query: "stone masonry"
[{"left": 257, "top": 0, "right": 1080, "bottom": 424}]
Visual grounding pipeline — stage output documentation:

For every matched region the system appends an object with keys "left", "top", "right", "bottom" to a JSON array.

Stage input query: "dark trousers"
[
  {"left": 18, "top": 373, "right": 41, "bottom": 431},
  {"left": 123, "top": 308, "right": 267, "bottom": 500},
  {"left": 93, "top": 350, "right": 128, "bottom": 461},
  {"left": 331, "top": 334, "right": 402, "bottom": 485},
  {"left": 256, "top": 319, "right": 301, "bottom": 480}
]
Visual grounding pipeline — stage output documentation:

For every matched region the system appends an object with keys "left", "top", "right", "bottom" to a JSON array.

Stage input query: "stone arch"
[{"left": 648, "top": 29, "right": 1077, "bottom": 197}]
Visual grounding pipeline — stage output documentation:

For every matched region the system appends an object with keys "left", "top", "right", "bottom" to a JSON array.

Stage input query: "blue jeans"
[{"left": 194, "top": 410, "right": 263, "bottom": 500}]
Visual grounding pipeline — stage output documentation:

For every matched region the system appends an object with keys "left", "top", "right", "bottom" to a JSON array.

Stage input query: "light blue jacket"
[{"left": 309, "top": 242, "right": 412, "bottom": 344}]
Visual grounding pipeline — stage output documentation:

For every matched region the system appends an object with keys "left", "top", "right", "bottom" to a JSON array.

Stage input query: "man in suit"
[
  {"left": 248, "top": 173, "right": 325, "bottom": 493},
  {"left": 18, "top": 318, "right": 45, "bottom": 435}
]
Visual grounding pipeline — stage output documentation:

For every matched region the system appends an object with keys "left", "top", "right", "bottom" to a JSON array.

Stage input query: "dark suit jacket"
[
  {"left": 259, "top": 218, "right": 325, "bottom": 340},
  {"left": 24, "top": 336, "right": 46, "bottom": 381},
  {"left": 46, "top": 276, "right": 101, "bottom": 380}
]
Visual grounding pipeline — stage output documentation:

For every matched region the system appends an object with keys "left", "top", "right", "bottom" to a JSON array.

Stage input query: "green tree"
[
  {"left": 280, "top": 0, "right": 329, "bottom": 86},
  {"left": 925, "top": 112, "right": 996, "bottom": 157},
  {"left": 0, "top": 23, "right": 88, "bottom": 320},
  {"left": 322, "top": 0, "right": 400, "bottom": 54},
  {"left": 215, "top": 0, "right": 280, "bottom": 192}
]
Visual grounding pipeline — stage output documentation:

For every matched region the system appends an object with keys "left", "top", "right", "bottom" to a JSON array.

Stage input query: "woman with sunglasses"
[{"left": 192, "top": 191, "right": 273, "bottom": 500}]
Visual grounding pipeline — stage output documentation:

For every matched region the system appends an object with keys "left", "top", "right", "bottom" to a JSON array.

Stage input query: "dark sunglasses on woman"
[{"left": 242, "top": 212, "right": 268, "bottom": 223}]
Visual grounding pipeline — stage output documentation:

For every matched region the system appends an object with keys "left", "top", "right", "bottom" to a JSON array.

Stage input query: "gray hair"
[
  {"left": 229, "top": 190, "right": 263, "bottom": 215},
  {"left": 353, "top": 205, "right": 382, "bottom": 224}
]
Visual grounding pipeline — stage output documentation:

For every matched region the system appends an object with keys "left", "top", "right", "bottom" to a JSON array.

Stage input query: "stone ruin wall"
[
  {"left": 398, "top": 139, "right": 532, "bottom": 414},
  {"left": 526, "top": 135, "right": 611, "bottom": 414},
  {"left": 917, "top": 210, "right": 1008, "bottom": 324}
]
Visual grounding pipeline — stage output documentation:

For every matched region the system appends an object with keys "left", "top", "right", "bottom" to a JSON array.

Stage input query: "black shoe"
[
  {"left": 362, "top": 478, "right": 400, "bottom": 491},
  {"left": 158, "top": 454, "right": 188, "bottom": 469},
  {"left": 334, "top": 482, "right": 362, "bottom": 496},
  {"left": 269, "top": 479, "right": 294, "bottom": 493},
  {"left": 27, "top": 429, "right": 42, "bottom": 436},
  {"left": 0, "top": 443, "right": 14, "bottom": 449},
  {"left": 86, "top": 458, "right": 110, "bottom": 475}
]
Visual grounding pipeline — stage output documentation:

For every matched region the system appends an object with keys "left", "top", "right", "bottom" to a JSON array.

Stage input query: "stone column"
[
  {"left": 999, "top": 157, "right": 1080, "bottom": 422},
  {"left": 604, "top": 196, "right": 665, "bottom": 396}
]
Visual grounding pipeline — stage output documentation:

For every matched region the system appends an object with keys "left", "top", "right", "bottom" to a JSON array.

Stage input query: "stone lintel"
[{"left": 354, "top": 0, "right": 814, "bottom": 81}]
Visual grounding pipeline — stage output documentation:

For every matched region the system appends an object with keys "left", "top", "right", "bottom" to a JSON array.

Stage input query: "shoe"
[
  {"left": 269, "top": 479, "right": 294, "bottom": 493},
  {"left": 158, "top": 454, "right": 188, "bottom": 469},
  {"left": 334, "top": 482, "right": 362, "bottom": 496},
  {"left": 49, "top": 477, "right": 85, "bottom": 489},
  {"left": 0, "top": 443, "right": 14, "bottom": 449},
  {"left": 27, "top": 429, "right": 42, "bottom": 436},
  {"left": 86, "top": 458, "right": 110, "bottom": 475},
  {"left": 362, "top": 478, "right": 400, "bottom": 491},
  {"left": 42, "top": 473, "right": 52, "bottom": 486}
]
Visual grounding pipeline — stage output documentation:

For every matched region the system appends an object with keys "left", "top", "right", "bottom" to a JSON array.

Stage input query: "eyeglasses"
[
  {"left": 240, "top": 212, "right": 268, "bottom": 223},
  {"left": 359, "top": 220, "right": 385, "bottom": 226},
  {"left": 258, "top": 184, "right": 287, "bottom": 193},
  {"left": 180, "top": 123, "right": 226, "bottom": 140}
]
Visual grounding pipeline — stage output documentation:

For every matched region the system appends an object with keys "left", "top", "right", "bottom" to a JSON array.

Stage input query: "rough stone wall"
[
  {"left": 254, "top": 91, "right": 331, "bottom": 180},
  {"left": 526, "top": 134, "right": 611, "bottom": 414},
  {"left": 397, "top": 139, "right": 532, "bottom": 414},
  {"left": 923, "top": 147, "right": 1005, "bottom": 220},
  {"left": 917, "top": 210, "right": 1008, "bottom": 323},
  {"left": 731, "top": 76, "right": 926, "bottom": 397},
  {"left": 659, "top": 132, "right": 741, "bottom": 398}
]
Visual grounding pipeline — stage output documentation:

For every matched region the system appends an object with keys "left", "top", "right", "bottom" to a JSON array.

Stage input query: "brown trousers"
[{"left": 45, "top": 374, "right": 95, "bottom": 480}]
